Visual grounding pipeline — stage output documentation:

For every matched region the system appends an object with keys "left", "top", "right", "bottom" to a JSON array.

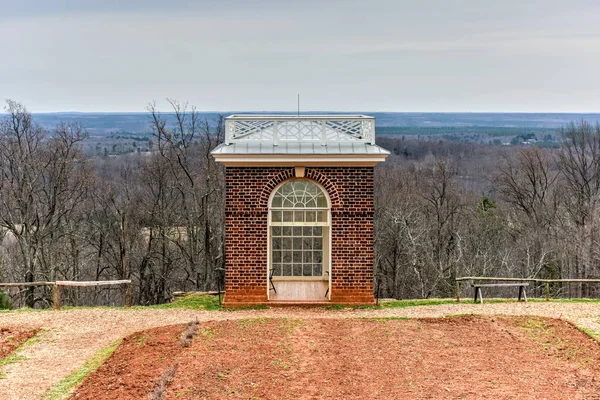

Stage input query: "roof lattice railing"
[{"left": 225, "top": 115, "right": 376, "bottom": 145}]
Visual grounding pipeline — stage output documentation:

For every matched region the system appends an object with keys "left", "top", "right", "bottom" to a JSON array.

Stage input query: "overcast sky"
[{"left": 1, "top": 0, "right": 599, "bottom": 112}]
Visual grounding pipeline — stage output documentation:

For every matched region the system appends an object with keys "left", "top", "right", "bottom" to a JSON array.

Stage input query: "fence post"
[
  {"left": 52, "top": 284, "right": 61, "bottom": 310},
  {"left": 455, "top": 280, "right": 460, "bottom": 302},
  {"left": 545, "top": 282, "right": 550, "bottom": 301},
  {"left": 124, "top": 282, "right": 133, "bottom": 307}
]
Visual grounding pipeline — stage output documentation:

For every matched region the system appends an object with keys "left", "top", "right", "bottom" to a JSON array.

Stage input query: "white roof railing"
[{"left": 224, "top": 115, "right": 376, "bottom": 146}]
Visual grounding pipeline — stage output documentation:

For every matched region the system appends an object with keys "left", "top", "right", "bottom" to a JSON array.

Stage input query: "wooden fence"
[
  {"left": 455, "top": 277, "right": 600, "bottom": 302},
  {"left": 0, "top": 280, "right": 132, "bottom": 310}
]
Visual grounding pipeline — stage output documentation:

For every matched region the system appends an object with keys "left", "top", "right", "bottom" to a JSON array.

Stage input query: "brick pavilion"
[{"left": 211, "top": 115, "right": 389, "bottom": 306}]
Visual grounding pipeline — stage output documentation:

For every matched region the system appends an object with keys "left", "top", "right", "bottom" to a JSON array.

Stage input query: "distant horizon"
[{"left": 11, "top": 110, "right": 600, "bottom": 115}]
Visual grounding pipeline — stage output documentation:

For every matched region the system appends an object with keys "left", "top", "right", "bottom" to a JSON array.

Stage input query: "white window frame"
[{"left": 267, "top": 178, "right": 332, "bottom": 300}]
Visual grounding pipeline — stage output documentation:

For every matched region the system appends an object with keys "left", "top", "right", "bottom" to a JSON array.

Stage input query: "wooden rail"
[
  {"left": 0, "top": 280, "right": 133, "bottom": 310},
  {"left": 55, "top": 280, "right": 131, "bottom": 287},
  {"left": 0, "top": 281, "right": 55, "bottom": 288},
  {"left": 455, "top": 277, "right": 600, "bottom": 302}
]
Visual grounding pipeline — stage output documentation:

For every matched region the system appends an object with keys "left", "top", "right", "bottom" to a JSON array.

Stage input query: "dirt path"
[
  {"left": 0, "top": 302, "right": 599, "bottom": 399},
  {"left": 0, "top": 327, "right": 37, "bottom": 360}
]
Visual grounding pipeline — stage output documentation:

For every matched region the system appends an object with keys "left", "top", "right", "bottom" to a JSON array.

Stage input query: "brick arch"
[
  {"left": 304, "top": 168, "right": 341, "bottom": 208},
  {"left": 259, "top": 168, "right": 295, "bottom": 208},
  {"left": 259, "top": 168, "right": 341, "bottom": 209}
]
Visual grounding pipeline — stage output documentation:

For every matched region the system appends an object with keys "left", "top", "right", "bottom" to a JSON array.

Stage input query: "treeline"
[
  {"left": 0, "top": 100, "right": 225, "bottom": 307},
  {"left": 1, "top": 100, "right": 600, "bottom": 307},
  {"left": 375, "top": 122, "right": 600, "bottom": 299}
]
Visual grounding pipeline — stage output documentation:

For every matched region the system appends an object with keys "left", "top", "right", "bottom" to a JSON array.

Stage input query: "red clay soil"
[
  {"left": 74, "top": 316, "right": 600, "bottom": 400},
  {"left": 0, "top": 327, "right": 37, "bottom": 359},
  {"left": 71, "top": 324, "right": 188, "bottom": 399}
]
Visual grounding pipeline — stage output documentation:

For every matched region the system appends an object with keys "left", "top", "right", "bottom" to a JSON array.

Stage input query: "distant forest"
[
  {"left": 27, "top": 110, "right": 600, "bottom": 156},
  {"left": 1, "top": 100, "right": 600, "bottom": 308}
]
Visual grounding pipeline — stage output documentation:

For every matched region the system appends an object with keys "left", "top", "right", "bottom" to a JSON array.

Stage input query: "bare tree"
[
  {"left": 494, "top": 147, "right": 558, "bottom": 228},
  {"left": 146, "top": 100, "right": 224, "bottom": 294},
  {"left": 557, "top": 121, "right": 600, "bottom": 295},
  {"left": 0, "top": 100, "right": 92, "bottom": 307}
]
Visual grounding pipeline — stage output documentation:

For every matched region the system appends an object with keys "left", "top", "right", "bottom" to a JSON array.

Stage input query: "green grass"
[
  {"left": 155, "top": 296, "right": 600, "bottom": 312},
  {"left": 143, "top": 294, "right": 267, "bottom": 311},
  {"left": 380, "top": 297, "right": 600, "bottom": 309},
  {"left": 0, "top": 307, "right": 53, "bottom": 314},
  {"left": 42, "top": 339, "right": 121, "bottom": 400},
  {"left": 379, "top": 298, "right": 461, "bottom": 308},
  {"left": 2, "top": 295, "right": 600, "bottom": 314},
  {"left": 143, "top": 294, "right": 223, "bottom": 311},
  {"left": 0, "top": 291, "right": 11, "bottom": 310},
  {"left": 224, "top": 304, "right": 269, "bottom": 311},
  {"left": 530, "top": 298, "right": 600, "bottom": 304},
  {"left": 0, "top": 331, "right": 43, "bottom": 379},
  {"left": 325, "top": 304, "right": 377, "bottom": 310},
  {"left": 0, "top": 352, "right": 26, "bottom": 379},
  {"left": 577, "top": 326, "right": 600, "bottom": 343}
]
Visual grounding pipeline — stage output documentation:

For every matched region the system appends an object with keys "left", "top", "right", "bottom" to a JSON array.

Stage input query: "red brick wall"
[{"left": 224, "top": 166, "right": 375, "bottom": 306}]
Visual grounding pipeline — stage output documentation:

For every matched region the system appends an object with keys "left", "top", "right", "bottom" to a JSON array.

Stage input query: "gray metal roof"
[
  {"left": 212, "top": 114, "right": 389, "bottom": 158},
  {"left": 211, "top": 141, "right": 390, "bottom": 156}
]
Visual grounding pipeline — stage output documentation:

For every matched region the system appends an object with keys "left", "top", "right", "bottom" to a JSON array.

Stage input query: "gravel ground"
[{"left": 0, "top": 302, "right": 599, "bottom": 400}]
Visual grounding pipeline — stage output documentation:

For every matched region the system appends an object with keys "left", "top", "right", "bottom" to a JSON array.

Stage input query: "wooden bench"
[{"left": 472, "top": 283, "right": 529, "bottom": 304}]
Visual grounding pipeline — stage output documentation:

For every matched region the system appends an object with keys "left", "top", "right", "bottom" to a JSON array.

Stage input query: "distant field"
[
  {"left": 7, "top": 111, "right": 598, "bottom": 155},
  {"left": 26, "top": 112, "right": 600, "bottom": 135}
]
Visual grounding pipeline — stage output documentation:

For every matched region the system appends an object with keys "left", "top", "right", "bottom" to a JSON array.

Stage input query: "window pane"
[
  {"left": 294, "top": 211, "right": 305, "bottom": 223},
  {"left": 282, "top": 238, "right": 292, "bottom": 250},
  {"left": 293, "top": 251, "right": 302, "bottom": 263},
  {"left": 302, "top": 226, "right": 312, "bottom": 236},
  {"left": 283, "top": 198, "right": 294, "bottom": 207},
  {"left": 282, "top": 183, "right": 293, "bottom": 195},
  {"left": 305, "top": 211, "right": 316, "bottom": 222},
  {"left": 313, "top": 226, "right": 322, "bottom": 236},
  {"left": 303, "top": 251, "right": 312, "bottom": 263},
  {"left": 314, "top": 239, "right": 322, "bottom": 250},
  {"left": 272, "top": 237, "right": 282, "bottom": 250},
  {"left": 272, "top": 211, "right": 282, "bottom": 222},
  {"left": 271, "top": 264, "right": 282, "bottom": 276},
  {"left": 273, "top": 251, "right": 281, "bottom": 263},
  {"left": 302, "top": 238, "right": 311, "bottom": 250},
  {"left": 316, "top": 197, "right": 327, "bottom": 208},
  {"left": 272, "top": 226, "right": 281, "bottom": 236},
  {"left": 272, "top": 196, "right": 282, "bottom": 208},
  {"left": 283, "top": 251, "right": 292, "bottom": 263},
  {"left": 293, "top": 264, "right": 302, "bottom": 276},
  {"left": 316, "top": 211, "right": 326, "bottom": 222},
  {"left": 283, "top": 264, "right": 292, "bottom": 276},
  {"left": 302, "top": 265, "right": 313, "bottom": 276},
  {"left": 283, "top": 226, "right": 292, "bottom": 236},
  {"left": 283, "top": 211, "right": 293, "bottom": 222},
  {"left": 314, "top": 251, "right": 322, "bottom": 263},
  {"left": 293, "top": 237, "right": 302, "bottom": 250},
  {"left": 314, "top": 264, "right": 322, "bottom": 275}
]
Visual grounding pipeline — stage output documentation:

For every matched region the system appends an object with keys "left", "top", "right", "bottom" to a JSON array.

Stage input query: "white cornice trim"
[{"left": 212, "top": 153, "right": 388, "bottom": 167}]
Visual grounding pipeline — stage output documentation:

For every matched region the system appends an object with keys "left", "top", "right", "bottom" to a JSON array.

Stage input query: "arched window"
[{"left": 269, "top": 179, "right": 330, "bottom": 278}]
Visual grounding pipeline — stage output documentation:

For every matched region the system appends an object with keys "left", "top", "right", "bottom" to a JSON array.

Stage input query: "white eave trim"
[{"left": 212, "top": 153, "right": 388, "bottom": 167}]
